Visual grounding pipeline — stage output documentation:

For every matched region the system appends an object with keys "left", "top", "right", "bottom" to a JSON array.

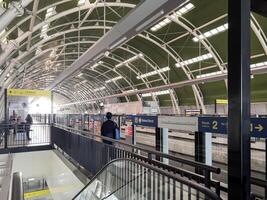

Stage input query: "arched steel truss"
[{"left": 0, "top": 0, "right": 267, "bottom": 114}]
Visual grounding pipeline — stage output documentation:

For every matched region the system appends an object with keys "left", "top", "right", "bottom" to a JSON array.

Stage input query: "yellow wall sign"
[
  {"left": 7, "top": 89, "right": 51, "bottom": 97},
  {"left": 215, "top": 99, "right": 228, "bottom": 104}
]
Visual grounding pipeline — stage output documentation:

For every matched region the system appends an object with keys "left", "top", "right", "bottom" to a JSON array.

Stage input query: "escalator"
[{"left": 72, "top": 158, "right": 221, "bottom": 200}]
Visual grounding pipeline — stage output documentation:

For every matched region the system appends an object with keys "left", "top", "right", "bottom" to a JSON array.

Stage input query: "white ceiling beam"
[
  {"left": 59, "top": 65, "right": 267, "bottom": 107},
  {"left": 0, "top": 0, "right": 33, "bottom": 33},
  {"left": 26, "top": 0, "right": 39, "bottom": 50},
  {"left": 48, "top": 0, "right": 187, "bottom": 89}
]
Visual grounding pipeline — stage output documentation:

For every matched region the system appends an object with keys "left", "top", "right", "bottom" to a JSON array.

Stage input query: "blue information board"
[
  {"left": 133, "top": 115, "right": 158, "bottom": 127},
  {"left": 198, "top": 117, "right": 267, "bottom": 138}
]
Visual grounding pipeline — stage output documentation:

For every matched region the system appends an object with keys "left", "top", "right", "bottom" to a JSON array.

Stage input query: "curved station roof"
[{"left": 0, "top": 0, "right": 267, "bottom": 114}]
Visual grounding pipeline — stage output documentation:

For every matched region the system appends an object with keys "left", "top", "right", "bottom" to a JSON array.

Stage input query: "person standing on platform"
[
  {"left": 101, "top": 112, "right": 119, "bottom": 145},
  {"left": 25, "top": 114, "right": 33, "bottom": 140}
]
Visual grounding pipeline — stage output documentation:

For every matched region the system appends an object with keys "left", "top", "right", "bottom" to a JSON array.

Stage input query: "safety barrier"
[
  {"left": 0, "top": 123, "right": 51, "bottom": 152},
  {"left": 52, "top": 124, "right": 222, "bottom": 197},
  {"left": 73, "top": 158, "right": 221, "bottom": 200},
  {"left": 0, "top": 154, "right": 12, "bottom": 200}
]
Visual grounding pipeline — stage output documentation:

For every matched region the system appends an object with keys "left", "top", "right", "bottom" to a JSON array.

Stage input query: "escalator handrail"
[
  {"left": 72, "top": 158, "right": 221, "bottom": 200},
  {"left": 54, "top": 123, "right": 220, "bottom": 174},
  {"left": 11, "top": 172, "right": 24, "bottom": 200}
]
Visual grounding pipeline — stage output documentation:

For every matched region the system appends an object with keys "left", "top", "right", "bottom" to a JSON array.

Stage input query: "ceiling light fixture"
[
  {"left": 192, "top": 23, "right": 228, "bottom": 42},
  {"left": 150, "top": 3, "right": 194, "bottom": 32},
  {"left": 78, "top": 0, "right": 86, "bottom": 6},
  {"left": 123, "top": 89, "right": 138, "bottom": 93},
  {"left": 105, "top": 76, "right": 122, "bottom": 83},
  {"left": 45, "top": 7, "right": 55, "bottom": 19},
  {"left": 196, "top": 61, "right": 267, "bottom": 79},
  {"left": 77, "top": 73, "right": 83, "bottom": 77},
  {"left": 115, "top": 53, "right": 144, "bottom": 68},
  {"left": 93, "top": 86, "right": 105, "bottom": 92},
  {"left": 175, "top": 53, "right": 213, "bottom": 68},
  {"left": 142, "top": 89, "right": 170, "bottom": 97},
  {"left": 137, "top": 66, "right": 170, "bottom": 79},
  {"left": 40, "top": 7, "right": 56, "bottom": 38}
]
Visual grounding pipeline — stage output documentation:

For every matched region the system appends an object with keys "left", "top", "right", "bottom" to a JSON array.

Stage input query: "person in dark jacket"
[
  {"left": 101, "top": 112, "right": 119, "bottom": 145},
  {"left": 25, "top": 114, "right": 33, "bottom": 140}
]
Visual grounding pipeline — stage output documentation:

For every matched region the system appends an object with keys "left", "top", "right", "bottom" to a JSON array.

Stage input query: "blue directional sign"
[
  {"left": 91, "top": 115, "right": 104, "bottom": 121},
  {"left": 133, "top": 115, "right": 158, "bottom": 127},
  {"left": 198, "top": 117, "right": 267, "bottom": 138},
  {"left": 250, "top": 118, "right": 267, "bottom": 138},
  {"left": 198, "top": 117, "right": 227, "bottom": 134}
]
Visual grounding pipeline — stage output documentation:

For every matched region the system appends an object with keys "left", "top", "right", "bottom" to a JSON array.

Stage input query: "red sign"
[{"left": 127, "top": 126, "right": 133, "bottom": 136}]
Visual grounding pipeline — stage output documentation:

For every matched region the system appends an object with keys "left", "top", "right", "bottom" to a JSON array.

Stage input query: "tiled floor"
[{"left": 12, "top": 150, "right": 85, "bottom": 200}]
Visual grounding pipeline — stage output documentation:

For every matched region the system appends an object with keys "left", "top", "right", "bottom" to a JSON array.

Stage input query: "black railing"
[
  {"left": 52, "top": 124, "right": 222, "bottom": 197},
  {"left": 0, "top": 154, "right": 12, "bottom": 200},
  {"left": 0, "top": 123, "right": 51, "bottom": 150},
  {"left": 73, "top": 158, "right": 221, "bottom": 200}
]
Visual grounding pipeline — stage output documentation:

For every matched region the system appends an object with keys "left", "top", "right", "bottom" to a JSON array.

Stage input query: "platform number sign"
[
  {"left": 198, "top": 117, "right": 267, "bottom": 138},
  {"left": 212, "top": 121, "right": 218, "bottom": 130}
]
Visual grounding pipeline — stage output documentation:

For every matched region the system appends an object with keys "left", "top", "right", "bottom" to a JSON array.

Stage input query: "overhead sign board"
[
  {"left": 198, "top": 117, "right": 227, "bottom": 134},
  {"left": 133, "top": 115, "right": 158, "bottom": 127},
  {"left": 158, "top": 116, "right": 198, "bottom": 132},
  {"left": 91, "top": 115, "right": 104, "bottom": 121},
  {"left": 198, "top": 117, "right": 267, "bottom": 138},
  {"left": 7, "top": 89, "right": 51, "bottom": 97}
]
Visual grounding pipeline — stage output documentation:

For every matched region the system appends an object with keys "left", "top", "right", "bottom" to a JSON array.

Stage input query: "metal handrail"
[
  {"left": 72, "top": 158, "right": 221, "bottom": 200},
  {"left": 0, "top": 154, "right": 13, "bottom": 200},
  {"left": 11, "top": 172, "right": 24, "bottom": 200},
  {"left": 54, "top": 123, "right": 221, "bottom": 174}
]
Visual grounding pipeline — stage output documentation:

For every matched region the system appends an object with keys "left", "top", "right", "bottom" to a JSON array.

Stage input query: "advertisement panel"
[{"left": 158, "top": 116, "right": 198, "bottom": 132}]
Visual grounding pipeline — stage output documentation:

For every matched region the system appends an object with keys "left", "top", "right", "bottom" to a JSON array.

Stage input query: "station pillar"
[
  {"left": 156, "top": 127, "right": 169, "bottom": 164},
  {"left": 4, "top": 89, "right": 8, "bottom": 148},
  {"left": 228, "top": 0, "right": 251, "bottom": 199},
  {"left": 132, "top": 125, "right": 136, "bottom": 145},
  {"left": 195, "top": 132, "right": 212, "bottom": 173}
]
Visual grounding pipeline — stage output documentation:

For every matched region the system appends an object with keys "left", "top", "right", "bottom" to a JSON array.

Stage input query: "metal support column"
[
  {"left": 51, "top": 91, "right": 54, "bottom": 124},
  {"left": 162, "top": 128, "right": 169, "bottom": 164},
  {"left": 214, "top": 100, "right": 217, "bottom": 114},
  {"left": 4, "top": 89, "right": 8, "bottom": 148},
  {"left": 228, "top": 0, "right": 251, "bottom": 199},
  {"left": 265, "top": 139, "right": 267, "bottom": 198},
  {"left": 195, "top": 131, "right": 212, "bottom": 174},
  {"left": 195, "top": 131, "right": 205, "bottom": 174},
  {"left": 118, "top": 116, "right": 121, "bottom": 130},
  {"left": 155, "top": 127, "right": 162, "bottom": 161},
  {"left": 132, "top": 125, "right": 136, "bottom": 145}
]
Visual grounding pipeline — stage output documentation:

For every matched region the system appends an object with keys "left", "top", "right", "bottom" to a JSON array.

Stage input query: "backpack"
[{"left": 113, "top": 122, "right": 120, "bottom": 140}]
